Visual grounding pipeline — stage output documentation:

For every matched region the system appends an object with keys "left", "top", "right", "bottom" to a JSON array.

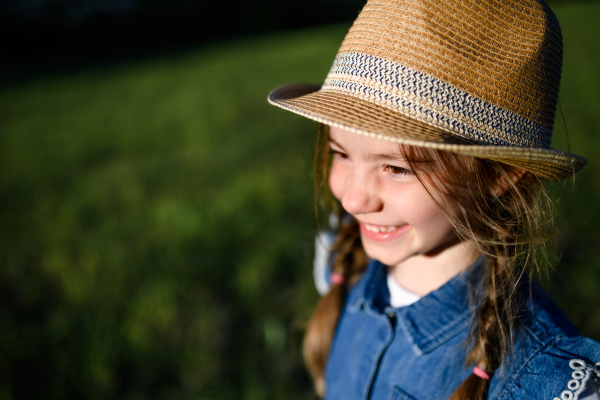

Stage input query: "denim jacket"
[{"left": 324, "top": 259, "right": 600, "bottom": 400}]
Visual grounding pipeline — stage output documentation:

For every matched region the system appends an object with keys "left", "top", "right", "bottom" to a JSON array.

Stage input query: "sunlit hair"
[{"left": 304, "top": 124, "right": 554, "bottom": 399}]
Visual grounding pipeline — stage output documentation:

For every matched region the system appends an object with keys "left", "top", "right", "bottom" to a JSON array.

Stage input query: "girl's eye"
[
  {"left": 330, "top": 149, "right": 349, "bottom": 160},
  {"left": 386, "top": 165, "right": 412, "bottom": 176}
]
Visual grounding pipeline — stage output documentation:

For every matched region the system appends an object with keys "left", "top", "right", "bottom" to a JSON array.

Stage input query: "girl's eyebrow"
[{"left": 328, "top": 137, "right": 406, "bottom": 162}]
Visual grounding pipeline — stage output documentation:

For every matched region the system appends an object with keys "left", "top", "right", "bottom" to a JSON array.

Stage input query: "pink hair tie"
[
  {"left": 472, "top": 366, "right": 490, "bottom": 380},
  {"left": 330, "top": 273, "right": 345, "bottom": 285}
]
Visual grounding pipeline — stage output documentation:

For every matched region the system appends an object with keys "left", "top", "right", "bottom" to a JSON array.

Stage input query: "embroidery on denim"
[{"left": 552, "top": 359, "right": 600, "bottom": 400}]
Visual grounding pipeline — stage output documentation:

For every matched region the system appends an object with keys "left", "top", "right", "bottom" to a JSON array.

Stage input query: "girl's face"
[{"left": 328, "top": 126, "right": 464, "bottom": 270}]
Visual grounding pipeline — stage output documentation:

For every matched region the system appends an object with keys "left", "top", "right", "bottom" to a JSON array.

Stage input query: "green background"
[{"left": 1, "top": 2, "right": 599, "bottom": 399}]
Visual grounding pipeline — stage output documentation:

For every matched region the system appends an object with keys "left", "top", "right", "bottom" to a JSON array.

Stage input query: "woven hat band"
[{"left": 322, "top": 52, "right": 552, "bottom": 149}]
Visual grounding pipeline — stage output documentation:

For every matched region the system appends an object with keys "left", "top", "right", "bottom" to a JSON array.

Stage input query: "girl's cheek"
[{"left": 390, "top": 186, "right": 444, "bottom": 226}]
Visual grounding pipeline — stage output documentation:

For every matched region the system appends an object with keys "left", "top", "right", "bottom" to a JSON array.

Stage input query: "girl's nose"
[{"left": 340, "top": 173, "right": 383, "bottom": 215}]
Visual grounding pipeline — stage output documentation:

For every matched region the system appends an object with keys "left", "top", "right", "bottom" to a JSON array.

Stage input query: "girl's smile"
[
  {"left": 359, "top": 221, "right": 410, "bottom": 241},
  {"left": 328, "top": 125, "right": 478, "bottom": 294}
]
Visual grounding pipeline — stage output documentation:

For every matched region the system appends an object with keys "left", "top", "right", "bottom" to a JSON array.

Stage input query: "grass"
[
  {"left": 0, "top": 24, "right": 349, "bottom": 400},
  {"left": 0, "top": 2, "right": 599, "bottom": 398}
]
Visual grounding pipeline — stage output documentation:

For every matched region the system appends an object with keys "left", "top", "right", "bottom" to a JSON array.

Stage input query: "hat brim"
[{"left": 268, "top": 83, "right": 588, "bottom": 182}]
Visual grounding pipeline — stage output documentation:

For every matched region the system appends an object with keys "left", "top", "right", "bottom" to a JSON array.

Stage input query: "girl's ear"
[{"left": 493, "top": 167, "right": 527, "bottom": 197}]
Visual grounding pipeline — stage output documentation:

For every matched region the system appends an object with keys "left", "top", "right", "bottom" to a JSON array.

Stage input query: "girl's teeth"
[{"left": 365, "top": 224, "right": 398, "bottom": 233}]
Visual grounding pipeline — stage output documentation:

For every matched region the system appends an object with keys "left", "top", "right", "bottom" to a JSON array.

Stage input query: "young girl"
[{"left": 268, "top": 0, "right": 600, "bottom": 399}]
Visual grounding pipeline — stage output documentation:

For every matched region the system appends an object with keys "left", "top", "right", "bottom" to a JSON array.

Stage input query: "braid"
[
  {"left": 303, "top": 210, "right": 368, "bottom": 397},
  {"left": 449, "top": 256, "right": 510, "bottom": 400}
]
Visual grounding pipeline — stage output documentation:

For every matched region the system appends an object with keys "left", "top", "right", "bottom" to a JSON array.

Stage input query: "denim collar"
[{"left": 347, "top": 258, "right": 485, "bottom": 355}]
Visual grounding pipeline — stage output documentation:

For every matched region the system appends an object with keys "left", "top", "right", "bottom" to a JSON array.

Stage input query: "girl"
[{"left": 268, "top": 0, "right": 600, "bottom": 399}]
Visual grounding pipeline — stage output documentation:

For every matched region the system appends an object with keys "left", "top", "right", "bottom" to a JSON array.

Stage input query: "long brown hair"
[{"left": 304, "top": 124, "right": 553, "bottom": 399}]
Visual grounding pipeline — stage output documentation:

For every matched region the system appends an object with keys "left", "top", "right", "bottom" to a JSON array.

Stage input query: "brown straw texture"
[
  {"left": 338, "top": 0, "right": 561, "bottom": 127},
  {"left": 268, "top": 0, "right": 587, "bottom": 181}
]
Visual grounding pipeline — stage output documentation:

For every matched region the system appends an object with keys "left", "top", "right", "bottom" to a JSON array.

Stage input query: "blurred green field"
[{"left": 0, "top": 2, "right": 599, "bottom": 399}]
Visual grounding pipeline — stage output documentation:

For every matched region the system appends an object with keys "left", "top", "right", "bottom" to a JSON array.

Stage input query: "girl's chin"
[{"left": 361, "top": 243, "right": 410, "bottom": 267}]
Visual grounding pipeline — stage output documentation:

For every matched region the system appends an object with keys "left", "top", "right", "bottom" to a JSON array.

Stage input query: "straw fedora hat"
[{"left": 268, "top": 0, "right": 587, "bottom": 181}]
